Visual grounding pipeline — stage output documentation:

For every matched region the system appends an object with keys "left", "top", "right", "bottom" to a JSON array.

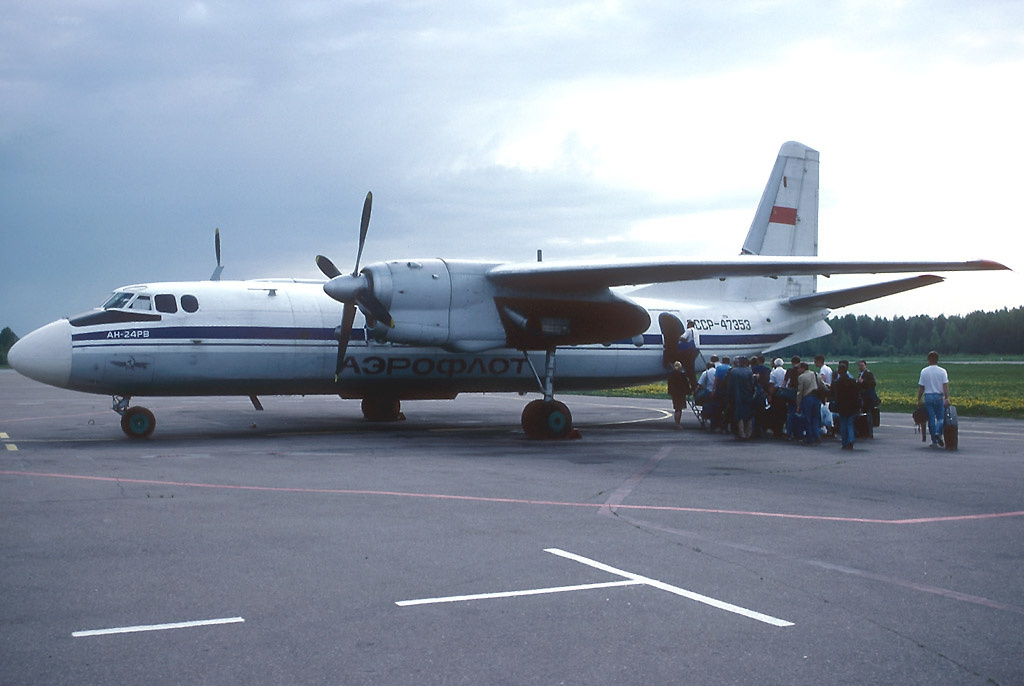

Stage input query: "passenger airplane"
[{"left": 8, "top": 142, "right": 1008, "bottom": 439}]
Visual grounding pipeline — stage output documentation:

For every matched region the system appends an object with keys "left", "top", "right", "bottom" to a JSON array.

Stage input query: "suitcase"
[
  {"left": 943, "top": 405, "right": 958, "bottom": 451},
  {"left": 870, "top": 406, "right": 880, "bottom": 428},
  {"left": 790, "top": 412, "right": 808, "bottom": 441},
  {"left": 854, "top": 413, "right": 873, "bottom": 438}
]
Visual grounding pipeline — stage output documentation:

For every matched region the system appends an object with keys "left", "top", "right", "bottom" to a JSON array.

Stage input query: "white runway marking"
[
  {"left": 396, "top": 579, "right": 642, "bottom": 606},
  {"left": 546, "top": 548, "right": 794, "bottom": 627},
  {"left": 397, "top": 548, "right": 794, "bottom": 627},
  {"left": 72, "top": 616, "right": 244, "bottom": 637}
]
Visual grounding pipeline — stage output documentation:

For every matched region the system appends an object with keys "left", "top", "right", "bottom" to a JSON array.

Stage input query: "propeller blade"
[
  {"left": 353, "top": 191, "right": 372, "bottom": 275},
  {"left": 316, "top": 255, "right": 343, "bottom": 279},
  {"left": 334, "top": 303, "right": 358, "bottom": 382},
  {"left": 326, "top": 190, "right": 377, "bottom": 382},
  {"left": 357, "top": 292, "right": 394, "bottom": 329},
  {"left": 358, "top": 292, "right": 393, "bottom": 329},
  {"left": 210, "top": 228, "right": 225, "bottom": 281}
]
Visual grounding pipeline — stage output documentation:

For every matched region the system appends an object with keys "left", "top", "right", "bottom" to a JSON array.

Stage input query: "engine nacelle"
[
  {"left": 363, "top": 259, "right": 509, "bottom": 351},
  {"left": 360, "top": 258, "right": 651, "bottom": 352}
]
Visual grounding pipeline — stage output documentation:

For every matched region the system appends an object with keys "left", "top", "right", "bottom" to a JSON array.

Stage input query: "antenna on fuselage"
[{"left": 210, "top": 228, "right": 224, "bottom": 281}]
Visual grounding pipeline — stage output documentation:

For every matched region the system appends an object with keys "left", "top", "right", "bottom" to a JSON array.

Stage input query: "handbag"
[{"left": 912, "top": 406, "right": 928, "bottom": 442}]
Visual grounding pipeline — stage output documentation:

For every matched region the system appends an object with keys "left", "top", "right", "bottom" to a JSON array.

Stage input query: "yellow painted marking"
[
  {"left": 0, "top": 432, "right": 8, "bottom": 439},
  {"left": 5, "top": 444, "right": 17, "bottom": 451}
]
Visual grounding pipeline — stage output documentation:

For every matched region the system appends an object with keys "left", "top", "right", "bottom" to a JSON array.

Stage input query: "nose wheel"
[
  {"left": 113, "top": 396, "right": 156, "bottom": 439},
  {"left": 121, "top": 407, "right": 156, "bottom": 439}
]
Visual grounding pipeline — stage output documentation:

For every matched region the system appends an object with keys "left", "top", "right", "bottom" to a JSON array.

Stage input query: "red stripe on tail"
[{"left": 769, "top": 206, "right": 798, "bottom": 225}]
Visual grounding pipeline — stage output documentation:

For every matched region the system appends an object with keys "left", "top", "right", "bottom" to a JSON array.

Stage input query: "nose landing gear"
[{"left": 113, "top": 396, "right": 156, "bottom": 439}]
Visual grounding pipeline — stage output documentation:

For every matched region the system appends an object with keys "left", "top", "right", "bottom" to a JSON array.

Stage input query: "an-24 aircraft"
[{"left": 8, "top": 142, "right": 1008, "bottom": 439}]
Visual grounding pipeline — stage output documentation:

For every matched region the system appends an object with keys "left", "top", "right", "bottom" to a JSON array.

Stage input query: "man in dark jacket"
[
  {"left": 833, "top": 360, "right": 860, "bottom": 450},
  {"left": 668, "top": 361, "right": 691, "bottom": 429},
  {"left": 856, "top": 359, "right": 879, "bottom": 412}
]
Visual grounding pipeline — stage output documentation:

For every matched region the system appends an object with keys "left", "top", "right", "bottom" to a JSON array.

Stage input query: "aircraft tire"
[
  {"left": 521, "top": 399, "right": 573, "bottom": 440},
  {"left": 121, "top": 406, "right": 156, "bottom": 439},
  {"left": 361, "top": 396, "right": 402, "bottom": 422}
]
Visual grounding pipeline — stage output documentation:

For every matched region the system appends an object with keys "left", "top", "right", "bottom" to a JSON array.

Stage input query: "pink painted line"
[
  {"left": 2, "top": 470, "right": 1022, "bottom": 526},
  {"left": 0, "top": 411, "right": 110, "bottom": 423},
  {"left": 599, "top": 446, "right": 670, "bottom": 515}
]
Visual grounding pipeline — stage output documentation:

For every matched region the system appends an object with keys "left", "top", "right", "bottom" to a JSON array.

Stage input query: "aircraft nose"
[{"left": 7, "top": 319, "right": 73, "bottom": 388}]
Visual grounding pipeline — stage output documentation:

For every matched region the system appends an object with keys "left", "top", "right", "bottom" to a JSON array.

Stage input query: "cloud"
[{"left": 2, "top": 1, "right": 1022, "bottom": 336}]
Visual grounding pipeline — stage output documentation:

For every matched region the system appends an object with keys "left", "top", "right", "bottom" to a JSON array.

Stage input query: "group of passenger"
[{"left": 671, "top": 353, "right": 880, "bottom": 449}]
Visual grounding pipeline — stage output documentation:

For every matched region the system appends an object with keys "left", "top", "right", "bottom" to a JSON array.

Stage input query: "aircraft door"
[{"left": 659, "top": 312, "right": 700, "bottom": 384}]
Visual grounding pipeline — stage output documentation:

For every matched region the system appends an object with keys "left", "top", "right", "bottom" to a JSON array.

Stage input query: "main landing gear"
[
  {"left": 520, "top": 349, "right": 576, "bottom": 440},
  {"left": 361, "top": 396, "right": 403, "bottom": 422},
  {"left": 113, "top": 395, "right": 156, "bottom": 439}
]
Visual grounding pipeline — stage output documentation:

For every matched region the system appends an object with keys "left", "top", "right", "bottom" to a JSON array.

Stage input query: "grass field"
[{"left": 583, "top": 359, "right": 1024, "bottom": 420}]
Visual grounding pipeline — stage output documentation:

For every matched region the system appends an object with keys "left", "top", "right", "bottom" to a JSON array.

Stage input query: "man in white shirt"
[
  {"left": 769, "top": 357, "right": 786, "bottom": 389},
  {"left": 917, "top": 350, "right": 950, "bottom": 448},
  {"left": 815, "top": 354, "right": 833, "bottom": 389},
  {"left": 814, "top": 355, "right": 834, "bottom": 437},
  {"left": 695, "top": 363, "right": 716, "bottom": 404}
]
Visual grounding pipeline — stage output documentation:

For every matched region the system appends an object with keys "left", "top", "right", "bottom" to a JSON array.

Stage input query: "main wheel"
[
  {"left": 121, "top": 406, "right": 156, "bottom": 439},
  {"left": 361, "top": 396, "right": 402, "bottom": 422},
  {"left": 521, "top": 399, "right": 573, "bottom": 440}
]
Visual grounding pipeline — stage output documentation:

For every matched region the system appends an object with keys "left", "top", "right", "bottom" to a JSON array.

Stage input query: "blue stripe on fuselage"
[
  {"left": 70, "top": 327, "right": 790, "bottom": 350},
  {"left": 71, "top": 325, "right": 349, "bottom": 343},
  {"left": 697, "top": 333, "right": 789, "bottom": 346}
]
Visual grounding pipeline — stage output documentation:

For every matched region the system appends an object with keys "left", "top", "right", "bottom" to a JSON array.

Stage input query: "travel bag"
[
  {"left": 854, "top": 412, "right": 873, "bottom": 438},
  {"left": 943, "top": 405, "right": 958, "bottom": 451}
]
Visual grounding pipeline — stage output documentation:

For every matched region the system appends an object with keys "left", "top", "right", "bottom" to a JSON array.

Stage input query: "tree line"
[
  {"left": 0, "top": 327, "right": 17, "bottom": 366},
  {"left": 776, "top": 307, "right": 1024, "bottom": 359}
]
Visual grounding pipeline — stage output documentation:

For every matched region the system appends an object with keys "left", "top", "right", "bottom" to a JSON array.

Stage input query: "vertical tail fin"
[
  {"left": 742, "top": 141, "right": 819, "bottom": 256},
  {"left": 729, "top": 141, "right": 819, "bottom": 300}
]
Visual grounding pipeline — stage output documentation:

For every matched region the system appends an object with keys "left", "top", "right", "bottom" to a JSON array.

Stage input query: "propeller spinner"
[{"left": 317, "top": 191, "right": 394, "bottom": 381}]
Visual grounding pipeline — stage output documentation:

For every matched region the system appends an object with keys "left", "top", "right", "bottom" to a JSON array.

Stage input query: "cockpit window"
[
  {"left": 129, "top": 295, "right": 152, "bottom": 311},
  {"left": 154, "top": 294, "right": 178, "bottom": 313},
  {"left": 102, "top": 292, "right": 134, "bottom": 309},
  {"left": 181, "top": 294, "right": 199, "bottom": 313}
]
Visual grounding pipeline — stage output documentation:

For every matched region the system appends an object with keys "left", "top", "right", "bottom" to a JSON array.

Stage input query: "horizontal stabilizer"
[{"left": 786, "top": 275, "right": 944, "bottom": 309}]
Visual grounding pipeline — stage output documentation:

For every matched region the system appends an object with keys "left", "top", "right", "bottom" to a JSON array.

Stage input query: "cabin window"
[
  {"left": 181, "top": 294, "right": 200, "bottom": 313},
  {"left": 129, "top": 295, "right": 152, "bottom": 311},
  {"left": 102, "top": 292, "right": 134, "bottom": 309},
  {"left": 155, "top": 294, "right": 178, "bottom": 313}
]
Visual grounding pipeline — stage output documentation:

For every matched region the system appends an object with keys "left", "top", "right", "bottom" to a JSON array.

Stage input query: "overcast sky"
[{"left": 2, "top": 1, "right": 1022, "bottom": 337}]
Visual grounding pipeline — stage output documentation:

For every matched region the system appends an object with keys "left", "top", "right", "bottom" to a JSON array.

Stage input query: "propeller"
[
  {"left": 210, "top": 228, "right": 224, "bottom": 281},
  {"left": 317, "top": 191, "right": 394, "bottom": 381}
]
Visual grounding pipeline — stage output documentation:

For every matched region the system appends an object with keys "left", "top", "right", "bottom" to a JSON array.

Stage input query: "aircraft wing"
[
  {"left": 486, "top": 258, "right": 1008, "bottom": 291},
  {"left": 785, "top": 275, "right": 945, "bottom": 309}
]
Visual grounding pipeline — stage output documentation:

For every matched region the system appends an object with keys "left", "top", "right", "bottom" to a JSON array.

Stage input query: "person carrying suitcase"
[{"left": 916, "top": 350, "right": 950, "bottom": 449}]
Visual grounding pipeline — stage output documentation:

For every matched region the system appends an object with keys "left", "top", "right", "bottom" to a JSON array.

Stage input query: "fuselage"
[{"left": 8, "top": 276, "right": 828, "bottom": 401}]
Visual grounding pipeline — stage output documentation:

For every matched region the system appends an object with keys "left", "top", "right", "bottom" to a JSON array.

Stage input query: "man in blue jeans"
[
  {"left": 917, "top": 350, "right": 950, "bottom": 448},
  {"left": 832, "top": 360, "right": 860, "bottom": 450},
  {"left": 795, "top": 361, "right": 822, "bottom": 445}
]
